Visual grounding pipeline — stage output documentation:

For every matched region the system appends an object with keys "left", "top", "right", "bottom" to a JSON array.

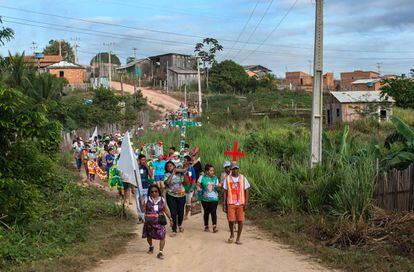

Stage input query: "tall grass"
[{"left": 137, "top": 120, "right": 377, "bottom": 219}]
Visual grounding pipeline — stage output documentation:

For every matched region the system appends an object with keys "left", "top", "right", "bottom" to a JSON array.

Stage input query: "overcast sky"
[{"left": 1, "top": 0, "right": 413, "bottom": 77}]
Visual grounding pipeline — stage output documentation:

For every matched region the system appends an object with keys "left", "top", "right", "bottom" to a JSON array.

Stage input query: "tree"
[
  {"left": 380, "top": 77, "right": 414, "bottom": 108},
  {"left": 90, "top": 52, "right": 121, "bottom": 65},
  {"left": 43, "top": 40, "right": 75, "bottom": 62},
  {"left": 1, "top": 52, "right": 35, "bottom": 89},
  {"left": 0, "top": 17, "right": 14, "bottom": 46},
  {"left": 194, "top": 38, "right": 223, "bottom": 89},
  {"left": 25, "top": 73, "right": 68, "bottom": 103},
  {"left": 209, "top": 60, "right": 248, "bottom": 94},
  {"left": 382, "top": 116, "right": 414, "bottom": 170}
]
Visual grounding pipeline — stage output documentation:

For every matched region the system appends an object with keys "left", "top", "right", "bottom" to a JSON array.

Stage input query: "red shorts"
[{"left": 227, "top": 204, "right": 245, "bottom": 222}]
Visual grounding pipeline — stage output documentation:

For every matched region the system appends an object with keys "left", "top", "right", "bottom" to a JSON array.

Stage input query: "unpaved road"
[
  {"left": 110, "top": 82, "right": 181, "bottom": 114},
  {"left": 89, "top": 203, "right": 331, "bottom": 272}
]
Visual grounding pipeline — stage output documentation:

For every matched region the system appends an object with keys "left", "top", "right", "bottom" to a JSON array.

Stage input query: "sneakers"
[{"left": 157, "top": 251, "right": 164, "bottom": 259}]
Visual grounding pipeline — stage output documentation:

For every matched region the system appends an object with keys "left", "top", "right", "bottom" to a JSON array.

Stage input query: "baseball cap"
[
  {"left": 230, "top": 162, "right": 239, "bottom": 169},
  {"left": 223, "top": 161, "right": 231, "bottom": 168}
]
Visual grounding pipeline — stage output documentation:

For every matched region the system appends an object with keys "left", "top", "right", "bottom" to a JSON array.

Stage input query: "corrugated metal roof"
[
  {"left": 330, "top": 91, "right": 395, "bottom": 103},
  {"left": 47, "top": 61, "right": 84, "bottom": 69},
  {"left": 351, "top": 78, "right": 381, "bottom": 84}
]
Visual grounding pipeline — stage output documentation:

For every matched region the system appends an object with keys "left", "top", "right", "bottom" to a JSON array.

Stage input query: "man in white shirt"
[{"left": 223, "top": 162, "right": 250, "bottom": 245}]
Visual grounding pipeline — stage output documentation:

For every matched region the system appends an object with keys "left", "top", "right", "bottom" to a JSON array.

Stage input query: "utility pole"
[
  {"left": 30, "top": 41, "right": 37, "bottom": 55},
  {"left": 184, "top": 84, "right": 187, "bottom": 107},
  {"left": 308, "top": 60, "right": 312, "bottom": 75},
  {"left": 197, "top": 57, "right": 202, "bottom": 115},
  {"left": 310, "top": 0, "right": 324, "bottom": 167},
  {"left": 104, "top": 42, "right": 115, "bottom": 84},
  {"left": 58, "top": 40, "right": 62, "bottom": 57},
  {"left": 133, "top": 47, "right": 137, "bottom": 60},
  {"left": 376, "top": 62, "right": 383, "bottom": 75},
  {"left": 166, "top": 60, "right": 169, "bottom": 93},
  {"left": 71, "top": 37, "right": 80, "bottom": 63}
]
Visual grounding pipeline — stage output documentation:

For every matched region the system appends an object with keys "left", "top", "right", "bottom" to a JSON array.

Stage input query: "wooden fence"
[{"left": 374, "top": 164, "right": 414, "bottom": 211}]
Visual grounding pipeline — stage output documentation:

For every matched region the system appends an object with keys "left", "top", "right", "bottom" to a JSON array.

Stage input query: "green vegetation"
[
  {"left": 138, "top": 91, "right": 414, "bottom": 271},
  {"left": 0, "top": 28, "right": 136, "bottom": 270},
  {"left": 209, "top": 60, "right": 276, "bottom": 94},
  {"left": 43, "top": 39, "right": 75, "bottom": 62},
  {"left": 381, "top": 76, "right": 414, "bottom": 108}
]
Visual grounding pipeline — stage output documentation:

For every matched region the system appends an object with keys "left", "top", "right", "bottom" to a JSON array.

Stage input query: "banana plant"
[{"left": 382, "top": 116, "right": 414, "bottom": 170}]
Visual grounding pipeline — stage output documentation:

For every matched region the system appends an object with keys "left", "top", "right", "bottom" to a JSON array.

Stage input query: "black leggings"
[
  {"left": 166, "top": 194, "right": 186, "bottom": 232},
  {"left": 201, "top": 201, "right": 218, "bottom": 226}
]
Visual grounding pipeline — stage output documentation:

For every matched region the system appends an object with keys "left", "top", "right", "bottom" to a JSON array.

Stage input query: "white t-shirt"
[{"left": 223, "top": 175, "right": 251, "bottom": 190}]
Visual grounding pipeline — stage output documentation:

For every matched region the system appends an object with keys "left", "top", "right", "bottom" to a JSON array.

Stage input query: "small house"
[
  {"left": 351, "top": 78, "right": 382, "bottom": 92},
  {"left": 326, "top": 91, "right": 395, "bottom": 124},
  {"left": 24, "top": 54, "right": 63, "bottom": 69},
  {"left": 116, "top": 59, "right": 152, "bottom": 80},
  {"left": 47, "top": 61, "right": 85, "bottom": 85},
  {"left": 243, "top": 65, "right": 272, "bottom": 79},
  {"left": 167, "top": 67, "right": 199, "bottom": 89}
]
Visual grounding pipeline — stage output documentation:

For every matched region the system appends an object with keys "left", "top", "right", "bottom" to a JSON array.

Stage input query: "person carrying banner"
[
  {"left": 223, "top": 162, "right": 250, "bottom": 245},
  {"left": 135, "top": 154, "right": 153, "bottom": 223},
  {"left": 183, "top": 155, "right": 196, "bottom": 220},
  {"left": 142, "top": 184, "right": 172, "bottom": 259}
]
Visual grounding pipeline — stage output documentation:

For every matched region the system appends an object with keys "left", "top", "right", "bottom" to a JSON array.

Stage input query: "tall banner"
[
  {"left": 89, "top": 126, "right": 98, "bottom": 141},
  {"left": 117, "top": 132, "right": 142, "bottom": 194}
]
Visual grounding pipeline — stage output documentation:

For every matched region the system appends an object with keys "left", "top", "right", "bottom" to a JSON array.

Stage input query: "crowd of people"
[
  {"left": 72, "top": 124, "right": 248, "bottom": 260},
  {"left": 164, "top": 102, "right": 199, "bottom": 125}
]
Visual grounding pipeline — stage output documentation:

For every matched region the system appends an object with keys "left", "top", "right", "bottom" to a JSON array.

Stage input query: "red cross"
[{"left": 224, "top": 140, "right": 246, "bottom": 162}]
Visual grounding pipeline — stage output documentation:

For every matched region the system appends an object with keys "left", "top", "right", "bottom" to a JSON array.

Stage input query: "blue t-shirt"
[
  {"left": 139, "top": 165, "right": 150, "bottom": 189},
  {"left": 152, "top": 160, "right": 166, "bottom": 176},
  {"left": 106, "top": 154, "right": 115, "bottom": 168}
]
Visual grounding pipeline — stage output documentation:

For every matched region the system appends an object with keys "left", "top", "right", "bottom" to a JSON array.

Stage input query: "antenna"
[{"left": 376, "top": 62, "right": 383, "bottom": 75}]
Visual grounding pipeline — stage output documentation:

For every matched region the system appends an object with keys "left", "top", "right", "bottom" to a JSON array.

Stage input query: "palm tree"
[
  {"left": 1, "top": 52, "right": 35, "bottom": 89},
  {"left": 382, "top": 116, "right": 414, "bottom": 170},
  {"left": 25, "top": 73, "right": 68, "bottom": 102},
  {"left": 0, "top": 17, "right": 14, "bottom": 46}
]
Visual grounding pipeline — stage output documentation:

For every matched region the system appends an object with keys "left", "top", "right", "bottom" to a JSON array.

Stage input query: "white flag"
[
  {"left": 117, "top": 132, "right": 142, "bottom": 194},
  {"left": 89, "top": 126, "right": 98, "bottom": 141}
]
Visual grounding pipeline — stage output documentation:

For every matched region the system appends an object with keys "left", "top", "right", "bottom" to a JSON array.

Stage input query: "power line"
[
  {"left": 6, "top": 19, "right": 414, "bottom": 63},
  {"left": 4, "top": 18, "right": 414, "bottom": 65},
  {"left": 239, "top": 0, "right": 299, "bottom": 63},
  {"left": 2, "top": 4, "right": 414, "bottom": 54},
  {"left": 232, "top": 0, "right": 275, "bottom": 60},
  {"left": 222, "top": 0, "right": 261, "bottom": 60}
]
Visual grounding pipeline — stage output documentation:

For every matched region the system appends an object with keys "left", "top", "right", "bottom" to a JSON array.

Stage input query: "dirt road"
[
  {"left": 110, "top": 82, "right": 181, "bottom": 114},
  {"left": 89, "top": 203, "right": 331, "bottom": 272}
]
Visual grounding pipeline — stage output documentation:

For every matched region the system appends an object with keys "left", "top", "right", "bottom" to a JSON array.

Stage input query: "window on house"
[
  {"left": 300, "top": 78, "right": 303, "bottom": 85},
  {"left": 59, "top": 71, "right": 64, "bottom": 77},
  {"left": 336, "top": 108, "right": 340, "bottom": 117},
  {"left": 380, "top": 109, "right": 387, "bottom": 119}
]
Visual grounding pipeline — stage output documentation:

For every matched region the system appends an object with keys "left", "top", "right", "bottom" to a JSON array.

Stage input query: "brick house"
[
  {"left": 285, "top": 71, "right": 335, "bottom": 92},
  {"left": 24, "top": 54, "right": 62, "bottom": 69},
  {"left": 326, "top": 91, "right": 394, "bottom": 124},
  {"left": 47, "top": 61, "right": 85, "bottom": 84},
  {"left": 340, "top": 70, "right": 380, "bottom": 91},
  {"left": 351, "top": 78, "right": 382, "bottom": 92}
]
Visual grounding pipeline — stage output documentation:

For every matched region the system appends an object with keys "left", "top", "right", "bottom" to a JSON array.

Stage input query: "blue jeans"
[{"left": 135, "top": 187, "right": 148, "bottom": 221}]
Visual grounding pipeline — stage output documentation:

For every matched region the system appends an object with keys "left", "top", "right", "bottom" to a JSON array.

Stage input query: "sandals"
[
  {"left": 179, "top": 226, "right": 184, "bottom": 233},
  {"left": 227, "top": 237, "right": 234, "bottom": 244},
  {"left": 148, "top": 246, "right": 154, "bottom": 254},
  {"left": 235, "top": 240, "right": 243, "bottom": 245},
  {"left": 204, "top": 226, "right": 210, "bottom": 232},
  {"left": 157, "top": 252, "right": 164, "bottom": 259},
  {"left": 213, "top": 226, "right": 218, "bottom": 233}
]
